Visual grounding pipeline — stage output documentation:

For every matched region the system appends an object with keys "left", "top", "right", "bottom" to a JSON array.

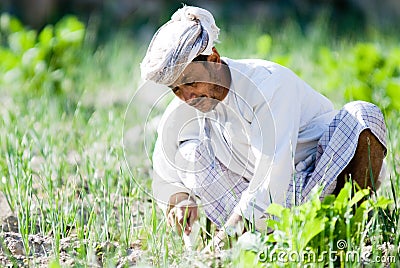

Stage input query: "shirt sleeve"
[
  {"left": 233, "top": 69, "right": 302, "bottom": 222},
  {"left": 152, "top": 98, "right": 202, "bottom": 214}
]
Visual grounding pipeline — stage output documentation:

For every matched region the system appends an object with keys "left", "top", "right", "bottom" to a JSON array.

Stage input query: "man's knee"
[
  {"left": 343, "top": 101, "right": 380, "bottom": 115},
  {"left": 335, "top": 129, "right": 386, "bottom": 194}
]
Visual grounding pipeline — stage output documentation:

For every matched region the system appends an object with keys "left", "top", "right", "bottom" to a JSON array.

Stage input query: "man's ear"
[{"left": 207, "top": 47, "right": 221, "bottom": 63}]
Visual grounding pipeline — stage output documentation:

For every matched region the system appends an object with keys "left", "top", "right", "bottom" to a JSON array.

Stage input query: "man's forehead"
[
  {"left": 170, "top": 61, "right": 211, "bottom": 87},
  {"left": 184, "top": 61, "right": 209, "bottom": 73}
]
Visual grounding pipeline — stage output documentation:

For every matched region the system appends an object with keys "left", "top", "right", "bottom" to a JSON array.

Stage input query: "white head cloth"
[{"left": 140, "top": 6, "right": 220, "bottom": 85}]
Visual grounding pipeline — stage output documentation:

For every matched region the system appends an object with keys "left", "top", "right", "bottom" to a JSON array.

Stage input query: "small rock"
[
  {"left": 2, "top": 215, "right": 19, "bottom": 233},
  {"left": 4, "top": 233, "right": 25, "bottom": 256}
]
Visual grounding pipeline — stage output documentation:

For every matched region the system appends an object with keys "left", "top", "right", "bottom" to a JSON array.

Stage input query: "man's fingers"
[
  {"left": 188, "top": 207, "right": 198, "bottom": 226},
  {"left": 167, "top": 207, "right": 187, "bottom": 235},
  {"left": 184, "top": 207, "right": 200, "bottom": 235},
  {"left": 167, "top": 208, "right": 176, "bottom": 227},
  {"left": 177, "top": 207, "right": 191, "bottom": 235},
  {"left": 167, "top": 201, "right": 198, "bottom": 236},
  {"left": 182, "top": 208, "right": 197, "bottom": 235},
  {"left": 183, "top": 212, "right": 192, "bottom": 235}
]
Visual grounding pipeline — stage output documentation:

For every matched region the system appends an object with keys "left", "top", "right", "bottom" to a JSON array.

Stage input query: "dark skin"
[
  {"left": 334, "top": 129, "right": 385, "bottom": 195},
  {"left": 168, "top": 47, "right": 230, "bottom": 113}
]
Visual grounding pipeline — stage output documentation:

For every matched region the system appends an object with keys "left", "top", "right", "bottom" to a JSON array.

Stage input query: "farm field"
[{"left": 0, "top": 13, "right": 400, "bottom": 267}]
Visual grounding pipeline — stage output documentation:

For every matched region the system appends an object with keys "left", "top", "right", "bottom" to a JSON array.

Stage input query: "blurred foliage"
[
  {"left": 317, "top": 43, "right": 400, "bottom": 111},
  {"left": 249, "top": 21, "right": 400, "bottom": 113},
  {"left": 0, "top": 13, "right": 85, "bottom": 96},
  {"left": 256, "top": 34, "right": 272, "bottom": 59},
  {"left": 1, "top": 11, "right": 400, "bottom": 116}
]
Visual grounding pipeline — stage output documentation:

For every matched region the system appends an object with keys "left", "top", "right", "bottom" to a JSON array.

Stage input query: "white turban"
[{"left": 140, "top": 6, "right": 220, "bottom": 86}]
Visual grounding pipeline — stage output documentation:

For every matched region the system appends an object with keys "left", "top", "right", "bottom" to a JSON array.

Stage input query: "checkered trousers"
[
  {"left": 285, "top": 101, "right": 387, "bottom": 207},
  {"left": 179, "top": 101, "right": 386, "bottom": 227}
]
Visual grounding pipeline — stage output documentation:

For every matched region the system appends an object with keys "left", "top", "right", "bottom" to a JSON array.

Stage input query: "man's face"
[{"left": 169, "top": 61, "right": 225, "bottom": 113}]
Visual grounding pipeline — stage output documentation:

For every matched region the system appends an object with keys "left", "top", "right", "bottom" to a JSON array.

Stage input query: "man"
[{"left": 140, "top": 5, "right": 387, "bottom": 249}]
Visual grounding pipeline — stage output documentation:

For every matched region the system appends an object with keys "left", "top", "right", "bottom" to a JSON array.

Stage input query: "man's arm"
[
  {"left": 152, "top": 137, "right": 192, "bottom": 214},
  {"left": 153, "top": 140, "right": 199, "bottom": 235},
  {"left": 152, "top": 98, "right": 203, "bottom": 231}
]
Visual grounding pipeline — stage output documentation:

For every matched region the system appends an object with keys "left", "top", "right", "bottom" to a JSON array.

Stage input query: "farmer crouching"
[{"left": 140, "top": 5, "right": 387, "bottom": 250}]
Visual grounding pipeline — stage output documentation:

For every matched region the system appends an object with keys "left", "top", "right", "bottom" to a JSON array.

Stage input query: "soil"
[
  {"left": 0, "top": 192, "right": 139, "bottom": 267},
  {"left": 0, "top": 222, "right": 143, "bottom": 267}
]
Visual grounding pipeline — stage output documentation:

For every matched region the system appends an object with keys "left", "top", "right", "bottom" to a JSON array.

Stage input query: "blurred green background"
[
  {"left": 1, "top": 0, "right": 399, "bottom": 39},
  {"left": 1, "top": 0, "right": 399, "bottom": 110}
]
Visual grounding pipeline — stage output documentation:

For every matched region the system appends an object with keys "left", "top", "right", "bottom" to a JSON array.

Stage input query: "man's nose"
[{"left": 182, "top": 91, "right": 198, "bottom": 101}]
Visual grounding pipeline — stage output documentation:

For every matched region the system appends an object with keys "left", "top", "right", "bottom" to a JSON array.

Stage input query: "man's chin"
[
  {"left": 188, "top": 98, "right": 219, "bottom": 113},
  {"left": 195, "top": 106, "right": 214, "bottom": 113}
]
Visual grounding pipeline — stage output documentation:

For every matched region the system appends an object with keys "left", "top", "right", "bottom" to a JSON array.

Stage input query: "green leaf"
[
  {"left": 266, "top": 203, "right": 285, "bottom": 218},
  {"left": 348, "top": 189, "right": 369, "bottom": 208},
  {"left": 0, "top": 48, "right": 19, "bottom": 70},
  {"left": 0, "top": 14, "right": 24, "bottom": 33},
  {"left": 281, "top": 208, "right": 291, "bottom": 233},
  {"left": 321, "top": 195, "right": 336, "bottom": 208},
  {"left": 8, "top": 30, "right": 37, "bottom": 52},
  {"left": 334, "top": 182, "right": 351, "bottom": 211},
  {"left": 22, "top": 48, "right": 43, "bottom": 66},
  {"left": 266, "top": 219, "right": 281, "bottom": 230},
  {"left": 39, "top": 25, "right": 54, "bottom": 47},
  {"left": 386, "top": 47, "right": 400, "bottom": 68},
  {"left": 373, "top": 196, "right": 393, "bottom": 209},
  {"left": 298, "top": 217, "right": 326, "bottom": 250},
  {"left": 352, "top": 200, "right": 369, "bottom": 227},
  {"left": 55, "top": 16, "right": 85, "bottom": 45}
]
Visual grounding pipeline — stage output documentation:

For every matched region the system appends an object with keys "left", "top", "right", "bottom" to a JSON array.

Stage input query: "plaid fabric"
[
  {"left": 182, "top": 101, "right": 386, "bottom": 227},
  {"left": 177, "top": 119, "right": 249, "bottom": 227},
  {"left": 191, "top": 154, "right": 249, "bottom": 227},
  {"left": 285, "top": 101, "right": 387, "bottom": 207}
]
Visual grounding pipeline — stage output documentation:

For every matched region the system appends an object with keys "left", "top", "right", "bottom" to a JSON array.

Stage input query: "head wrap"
[{"left": 140, "top": 6, "right": 220, "bottom": 86}]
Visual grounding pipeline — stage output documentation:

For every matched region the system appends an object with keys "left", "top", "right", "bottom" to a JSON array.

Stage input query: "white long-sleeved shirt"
[{"left": 152, "top": 58, "right": 337, "bottom": 220}]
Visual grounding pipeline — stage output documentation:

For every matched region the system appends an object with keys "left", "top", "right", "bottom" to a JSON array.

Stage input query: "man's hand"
[
  {"left": 203, "top": 212, "right": 244, "bottom": 252},
  {"left": 167, "top": 192, "right": 198, "bottom": 235}
]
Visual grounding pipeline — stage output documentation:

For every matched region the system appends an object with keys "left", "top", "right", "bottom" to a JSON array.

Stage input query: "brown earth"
[{"left": 0, "top": 193, "right": 143, "bottom": 267}]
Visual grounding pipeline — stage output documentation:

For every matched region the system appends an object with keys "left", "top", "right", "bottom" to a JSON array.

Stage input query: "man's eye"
[{"left": 172, "top": 87, "right": 180, "bottom": 94}]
